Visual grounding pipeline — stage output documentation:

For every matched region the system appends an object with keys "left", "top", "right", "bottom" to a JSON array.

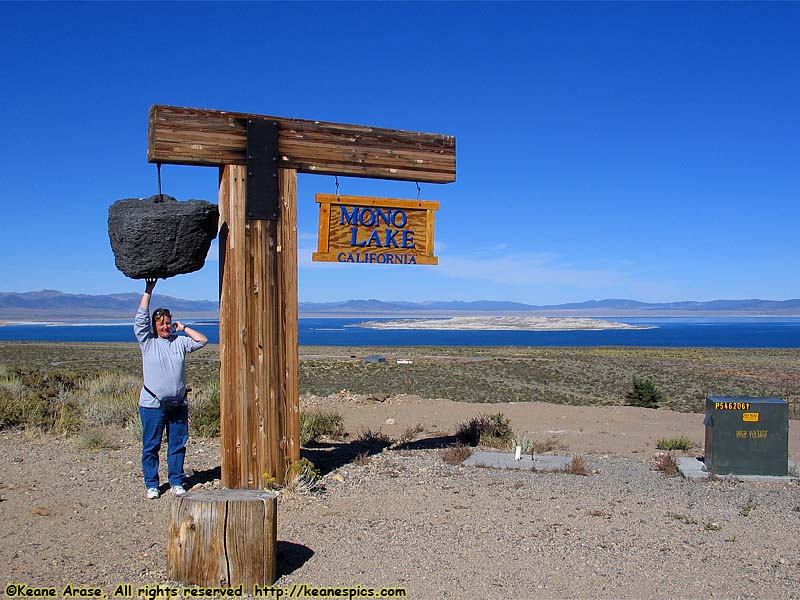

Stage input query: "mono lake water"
[{"left": 0, "top": 317, "right": 799, "bottom": 348}]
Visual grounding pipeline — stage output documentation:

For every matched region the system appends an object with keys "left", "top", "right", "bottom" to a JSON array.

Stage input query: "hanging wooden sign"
[{"left": 313, "top": 194, "right": 438, "bottom": 265}]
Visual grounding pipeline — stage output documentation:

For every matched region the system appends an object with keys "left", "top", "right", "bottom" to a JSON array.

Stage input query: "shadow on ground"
[
  {"left": 302, "top": 434, "right": 459, "bottom": 474},
  {"left": 276, "top": 541, "right": 314, "bottom": 577},
  {"left": 181, "top": 435, "right": 462, "bottom": 482},
  {"left": 186, "top": 465, "right": 222, "bottom": 489}
]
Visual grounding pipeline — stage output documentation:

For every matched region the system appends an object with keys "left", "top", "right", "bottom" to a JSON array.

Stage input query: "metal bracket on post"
[{"left": 246, "top": 118, "right": 280, "bottom": 220}]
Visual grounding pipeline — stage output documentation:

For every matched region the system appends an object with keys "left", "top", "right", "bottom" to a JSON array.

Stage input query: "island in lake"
[{"left": 355, "top": 316, "right": 657, "bottom": 331}]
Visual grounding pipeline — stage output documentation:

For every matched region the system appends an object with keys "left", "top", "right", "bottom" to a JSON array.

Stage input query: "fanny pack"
[{"left": 143, "top": 385, "right": 187, "bottom": 411}]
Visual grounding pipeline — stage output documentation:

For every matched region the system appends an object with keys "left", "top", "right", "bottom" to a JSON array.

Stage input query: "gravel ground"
[{"left": 2, "top": 408, "right": 799, "bottom": 600}]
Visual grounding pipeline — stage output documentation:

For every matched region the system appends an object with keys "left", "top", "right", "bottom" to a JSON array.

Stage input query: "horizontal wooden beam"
[{"left": 148, "top": 105, "right": 456, "bottom": 184}]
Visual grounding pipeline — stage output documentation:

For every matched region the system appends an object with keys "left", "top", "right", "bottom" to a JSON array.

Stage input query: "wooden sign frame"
[
  {"left": 146, "top": 105, "right": 455, "bottom": 488},
  {"left": 313, "top": 194, "right": 438, "bottom": 265}
]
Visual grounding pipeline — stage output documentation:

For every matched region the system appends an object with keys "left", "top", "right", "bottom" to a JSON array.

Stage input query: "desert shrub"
[
  {"left": 564, "top": 455, "right": 591, "bottom": 476},
  {"left": 667, "top": 511, "right": 697, "bottom": 525},
  {"left": 77, "top": 427, "right": 122, "bottom": 451},
  {"left": 285, "top": 458, "right": 323, "bottom": 494},
  {"left": 455, "top": 412, "right": 514, "bottom": 448},
  {"left": 356, "top": 428, "right": 392, "bottom": 447},
  {"left": 77, "top": 372, "right": 140, "bottom": 428},
  {"left": 652, "top": 452, "right": 679, "bottom": 477},
  {"left": 397, "top": 423, "right": 425, "bottom": 445},
  {"left": 190, "top": 380, "right": 220, "bottom": 437},
  {"left": 0, "top": 368, "right": 82, "bottom": 433},
  {"left": 300, "top": 409, "right": 345, "bottom": 445},
  {"left": 440, "top": 444, "right": 473, "bottom": 465},
  {"left": 0, "top": 386, "right": 23, "bottom": 429},
  {"left": 512, "top": 434, "right": 567, "bottom": 455},
  {"left": 656, "top": 436, "right": 693, "bottom": 451},
  {"left": 625, "top": 376, "right": 664, "bottom": 408},
  {"left": 739, "top": 499, "right": 756, "bottom": 517}
]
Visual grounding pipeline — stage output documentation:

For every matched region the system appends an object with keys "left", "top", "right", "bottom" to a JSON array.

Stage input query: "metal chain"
[
  {"left": 156, "top": 163, "right": 163, "bottom": 203},
  {"left": 335, "top": 175, "right": 340, "bottom": 197},
  {"left": 416, "top": 181, "right": 421, "bottom": 201}
]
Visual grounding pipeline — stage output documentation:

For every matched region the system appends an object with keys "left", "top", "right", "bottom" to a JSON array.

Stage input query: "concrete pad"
[
  {"left": 677, "top": 457, "right": 799, "bottom": 483},
  {"left": 463, "top": 451, "right": 573, "bottom": 472}
]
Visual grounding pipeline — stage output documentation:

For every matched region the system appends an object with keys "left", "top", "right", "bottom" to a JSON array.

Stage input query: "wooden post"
[
  {"left": 166, "top": 489, "right": 277, "bottom": 586},
  {"left": 219, "top": 166, "right": 298, "bottom": 487}
]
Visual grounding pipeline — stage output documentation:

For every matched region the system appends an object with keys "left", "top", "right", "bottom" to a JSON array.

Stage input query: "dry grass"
[
  {"left": 284, "top": 458, "right": 323, "bottom": 495},
  {"left": 396, "top": 423, "right": 425, "bottom": 445},
  {"left": 77, "top": 371, "right": 140, "bottom": 428},
  {"left": 652, "top": 452, "right": 679, "bottom": 477},
  {"left": 667, "top": 511, "right": 698, "bottom": 525},
  {"left": 530, "top": 436, "right": 568, "bottom": 454},
  {"left": 77, "top": 427, "right": 122, "bottom": 451},
  {"left": 356, "top": 428, "right": 393, "bottom": 447},
  {"left": 3, "top": 343, "right": 800, "bottom": 416},
  {"left": 564, "top": 455, "right": 591, "bottom": 476},
  {"left": 440, "top": 444, "right": 473, "bottom": 465}
]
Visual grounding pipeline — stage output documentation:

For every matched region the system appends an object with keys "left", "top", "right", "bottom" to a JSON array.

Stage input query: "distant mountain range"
[
  {"left": 0, "top": 290, "right": 218, "bottom": 320},
  {"left": 2, "top": 290, "right": 800, "bottom": 321}
]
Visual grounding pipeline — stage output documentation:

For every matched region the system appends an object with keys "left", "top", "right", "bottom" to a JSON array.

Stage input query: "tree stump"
[{"left": 167, "top": 489, "right": 277, "bottom": 587}]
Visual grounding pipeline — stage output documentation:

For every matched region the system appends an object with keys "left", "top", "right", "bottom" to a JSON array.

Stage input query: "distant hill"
[
  {"left": 0, "top": 290, "right": 218, "bottom": 320},
  {"left": 2, "top": 291, "right": 800, "bottom": 321}
]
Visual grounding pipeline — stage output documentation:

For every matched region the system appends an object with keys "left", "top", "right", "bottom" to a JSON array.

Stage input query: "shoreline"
[{"left": 4, "top": 313, "right": 800, "bottom": 326}]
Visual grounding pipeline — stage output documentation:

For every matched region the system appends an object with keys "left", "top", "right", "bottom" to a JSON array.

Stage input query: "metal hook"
[
  {"left": 416, "top": 181, "right": 421, "bottom": 201},
  {"left": 335, "top": 175, "right": 340, "bottom": 198}
]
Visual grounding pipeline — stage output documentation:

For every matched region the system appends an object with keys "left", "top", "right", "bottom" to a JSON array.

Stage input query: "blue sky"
[{"left": 1, "top": 1, "right": 798, "bottom": 304}]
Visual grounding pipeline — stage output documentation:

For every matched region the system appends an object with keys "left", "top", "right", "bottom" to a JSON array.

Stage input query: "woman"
[{"left": 135, "top": 278, "right": 208, "bottom": 499}]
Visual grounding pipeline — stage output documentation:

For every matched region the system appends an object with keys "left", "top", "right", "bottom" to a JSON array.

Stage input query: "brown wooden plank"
[
  {"left": 278, "top": 169, "right": 300, "bottom": 470},
  {"left": 426, "top": 208, "right": 436, "bottom": 257},
  {"left": 149, "top": 105, "right": 456, "bottom": 183},
  {"left": 218, "top": 166, "right": 241, "bottom": 488},
  {"left": 246, "top": 218, "right": 264, "bottom": 488},
  {"left": 316, "top": 202, "right": 331, "bottom": 253}
]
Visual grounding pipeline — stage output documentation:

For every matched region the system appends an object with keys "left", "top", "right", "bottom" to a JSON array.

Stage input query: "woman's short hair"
[{"left": 151, "top": 307, "right": 171, "bottom": 333}]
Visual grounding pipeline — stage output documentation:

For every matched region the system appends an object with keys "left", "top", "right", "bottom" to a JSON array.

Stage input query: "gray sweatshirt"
[{"left": 134, "top": 307, "right": 207, "bottom": 408}]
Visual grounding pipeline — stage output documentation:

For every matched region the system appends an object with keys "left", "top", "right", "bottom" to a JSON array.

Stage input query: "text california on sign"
[{"left": 312, "top": 194, "right": 439, "bottom": 265}]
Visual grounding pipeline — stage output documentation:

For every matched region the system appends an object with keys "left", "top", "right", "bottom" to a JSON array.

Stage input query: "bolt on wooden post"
[{"left": 148, "top": 105, "right": 456, "bottom": 489}]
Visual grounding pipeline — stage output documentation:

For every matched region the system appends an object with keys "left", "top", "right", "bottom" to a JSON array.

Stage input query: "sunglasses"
[{"left": 152, "top": 308, "right": 172, "bottom": 319}]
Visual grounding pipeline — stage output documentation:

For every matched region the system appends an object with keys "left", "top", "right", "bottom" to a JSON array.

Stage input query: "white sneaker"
[
  {"left": 146, "top": 487, "right": 160, "bottom": 500},
  {"left": 172, "top": 485, "right": 187, "bottom": 497}
]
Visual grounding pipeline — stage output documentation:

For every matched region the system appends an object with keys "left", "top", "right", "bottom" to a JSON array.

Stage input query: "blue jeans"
[{"left": 139, "top": 405, "right": 189, "bottom": 489}]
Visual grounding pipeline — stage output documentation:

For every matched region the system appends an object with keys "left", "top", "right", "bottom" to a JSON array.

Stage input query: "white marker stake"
[{"left": 515, "top": 446, "right": 522, "bottom": 460}]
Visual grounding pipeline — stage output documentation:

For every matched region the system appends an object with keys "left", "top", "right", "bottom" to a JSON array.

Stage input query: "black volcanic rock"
[{"left": 108, "top": 195, "right": 219, "bottom": 279}]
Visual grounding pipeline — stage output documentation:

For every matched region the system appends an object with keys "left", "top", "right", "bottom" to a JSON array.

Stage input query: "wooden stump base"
[{"left": 167, "top": 489, "right": 277, "bottom": 587}]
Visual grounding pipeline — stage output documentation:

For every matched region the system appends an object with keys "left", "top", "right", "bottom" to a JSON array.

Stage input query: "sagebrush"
[
  {"left": 455, "top": 412, "right": 514, "bottom": 448},
  {"left": 300, "top": 409, "right": 345, "bottom": 445},
  {"left": 656, "top": 436, "right": 693, "bottom": 451}
]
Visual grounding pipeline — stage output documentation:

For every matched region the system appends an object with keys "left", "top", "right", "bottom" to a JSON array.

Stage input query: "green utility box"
[{"left": 704, "top": 396, "right": 788, "bottom": 476}]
